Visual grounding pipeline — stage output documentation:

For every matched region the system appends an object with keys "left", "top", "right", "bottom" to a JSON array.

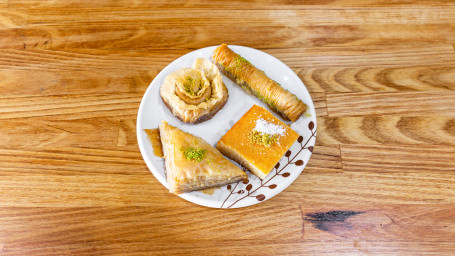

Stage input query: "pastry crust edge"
[{"left": 160, "top": 91, "right": 228, "bottom": 124}]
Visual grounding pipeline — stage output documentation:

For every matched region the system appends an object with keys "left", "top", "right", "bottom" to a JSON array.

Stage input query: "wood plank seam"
[
  {"left": 116, "top": 118, "right": 122, "bottom": 147},
  {"left": 325, "top": 101, "right": 332, "bottom": 117}
]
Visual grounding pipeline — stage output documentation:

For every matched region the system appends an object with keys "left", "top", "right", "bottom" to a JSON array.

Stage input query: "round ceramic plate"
[{"left": 137, "top": 45, "right": 317, "bottom": 208}]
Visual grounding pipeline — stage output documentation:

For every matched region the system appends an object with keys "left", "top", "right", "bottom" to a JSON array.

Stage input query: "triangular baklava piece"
[{"left": 159, "top": 121, "right": 248, "bottom": 194}]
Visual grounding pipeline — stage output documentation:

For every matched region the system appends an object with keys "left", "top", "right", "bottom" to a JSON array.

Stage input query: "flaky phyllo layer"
[
  {"left": 160, "top": 58, "right": 228, "bottom": 124},
  {"left": 212, "top": 44, "right": 307, "bottom": 122},
  {"left": 159, "top": 121, "right": 247, "bottom": 194}
]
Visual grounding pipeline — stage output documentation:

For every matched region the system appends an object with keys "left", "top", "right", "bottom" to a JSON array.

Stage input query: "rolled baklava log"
[{"left": 212, "top": 44, "right": 307, "bottom": 122}]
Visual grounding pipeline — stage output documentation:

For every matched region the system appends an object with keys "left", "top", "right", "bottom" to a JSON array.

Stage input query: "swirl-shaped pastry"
[{"left": 160, "top": 58, "right": 228, "bottom": 124}]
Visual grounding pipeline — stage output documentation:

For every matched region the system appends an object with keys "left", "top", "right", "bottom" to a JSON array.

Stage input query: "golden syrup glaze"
[
  {"left": 144, "top": 129, "right": 164, "bottom": 158},
  {"left": 201, "top": 187, "right": 219, "bottom": 195},
  {"left": 217, "top": 105, "right": 299, "bottom": 176}
]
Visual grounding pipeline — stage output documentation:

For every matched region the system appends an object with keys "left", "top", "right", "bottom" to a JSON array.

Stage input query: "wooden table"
[{"left": 1, "top": 1, "right": 455, "bottom": 255}]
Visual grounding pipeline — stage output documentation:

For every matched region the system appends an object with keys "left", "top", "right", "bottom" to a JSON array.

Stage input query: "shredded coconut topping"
[{"left": 253, "top": 118, "right": 286, "bottom": 136}]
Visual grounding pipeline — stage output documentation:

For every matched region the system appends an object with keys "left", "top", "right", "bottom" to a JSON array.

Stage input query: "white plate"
[{"left": 137, "top": 45, "right": 317, "bottom": 208}]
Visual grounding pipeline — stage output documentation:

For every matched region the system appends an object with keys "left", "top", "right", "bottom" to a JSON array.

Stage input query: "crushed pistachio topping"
[
  {"left": 234, "top": 56, "right": 249, "bottom": 67},
  {"left": 182, "top": 147, "right": 206, "bottom": 162},
  {"left": 248, "top": 119, "right": 286, "bottom": 147},
  {"left": 249, "top": 130, "right": 278, "bottom": 147},
  {"left": 228, "top": 55, "right": 250, "bottom": 77},
  {"left": 183, "top": 76, "right": 201, "bottom": 96},
  {"left": 257, "top": 93, "right": 277, "bottom": 111}
]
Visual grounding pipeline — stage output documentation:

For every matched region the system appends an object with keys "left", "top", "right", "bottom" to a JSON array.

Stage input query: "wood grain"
[
  {"left": 8, "top": 0, "right": 455, "bottom": 8},
  {"left": 1, "top": 24, "right": 454, "bottom": 51},
  {"left": 317, "top": 116, "right": 455, "bottom": 145},
  {"left": 305, "top": 145, "right": 342, "bottom": 172},
  {"left": 3, "top": 241, "right": 455, "bottom": 256},
  {"left": 299, "top": 65, "right": 455, "bottom": 93},
  {"left": 0, "top": 117, "right": 121, "bottom": 149},
  {"left": 0, "top": 205, "right": 303, "bottom": 244},
  {"left": 300, "top": 204, "right": 455, "bottom": 255},
  {"left": 269, "top": 45, "right": 455, "bottom": 68},
  {"left": 311, "top": 92, "right": 328, "bottom": 117},
  {"left": 1, "top": 0, "right": 455, "bottom": 255},
  {"left": 0, "top": 70, "right": 141, "bottom": 95},
  {"left": 1, "top": 205, "right": 455, "bottom": 255},
  {"left": 2, "top": 3, "right": 455, "bottom": 51},
  {"left": 26, "top": 8, "right": 455, "bottom": 26},
  {"left": 0, "top": 94, "right": 141, "bottom": 120},
  {"left": 341, "top": 144, "right": 455, "bottom": 173},
  {"left": 0, "top": 8, "right": 27, "bottom": 28},
  {"left": 0, "top": 147, "right": 146, "bottom": 176},
  {"left": 0, "top": 49, "right": 180, "bottom": 71},
  {"left": 2, "top": 169, "right": 455, "bottom": 207},
  {"left": 1, "top": 46, "right": 454, "bottom": 74},
  {"left": 291, "top": 171, "right": 455, "bottom": 205},
  {"left": 326, "top": 91, "right": 455, "bottom": 117}
]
